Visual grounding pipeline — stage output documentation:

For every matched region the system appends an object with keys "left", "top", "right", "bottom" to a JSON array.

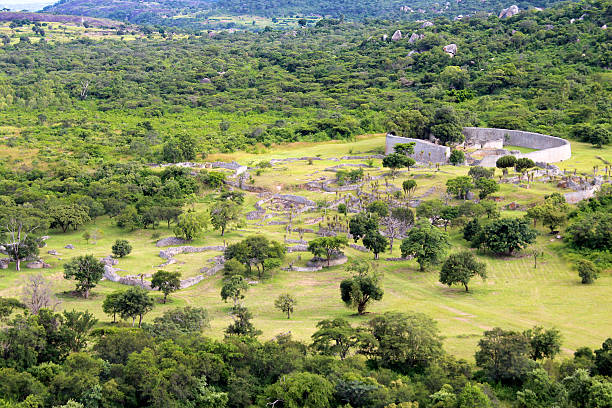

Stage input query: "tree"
[
  {"left": 449, "top": 149, "right": 465, "bottom": 165},
  {"left": 566, "top": 212, "right": 612, "bottom": 251},
  {"left": 340, "top": 260, "right": 383, "bottom": 315},
  {"left": 362, "top": 231, "right": 388, "bottom": 259},
  {"left": 210, "top": 200, "right": 241, "bottom": 236},
  {"left": 308, "top": 236, "right": 348, "bottom": 267},
  {"left": 262, "top": 372, "right": 333, "bottom": 408},
  {"left": 116, "top": 287, "right": 154, "bottom": 327},
  {"left": 457, "top": 383, "right": 491, "bottom": 408},
  {"left": 473, "top": 218, "right": 536, "bottom": 255},
  {"left": 401, "top": 222, "right": 450, "bottom": 271},
  {"left": 49, "top": 204, "right": 90, "bottom": 233},
  {"left": 349, "top": 212, "right": 379, "bottom": 242},
  {"left": 539, "top": 201, "right": 570, "bottom": 233},
  {"left": 515, "top": 157, "right": 535, "bottom": 173},
  {"left": 496, "top": 155, "right": 516, "bottom": 175},
  {"left": 468, "top": 166, "right": 495, "bottom": 180},
  {"left": 575, "top": 260, "right": 599, "bottom": 284},
  {"left": 463, "top": 218, "right": 482, "bottom": 242},
  {"left": 594, "top": 338, "right": 612, "bottom": 377},
  {"left": 516, "top": 368, "right": 568, "bottom": 408},
  {"left": 224, "top": 236, "right": 285, "bottom": 277},
  {"left": 63, "top": 255, "right": 105, "bottom": 299},
  {"left": 0, "top": 298, "right": 24, "bottom": 321},
  {"left": 383, "top": 153, "right": 415, "bottom": 176},
  {"left": 475, "top": 327, "right": 534, "bottom": 384},
  {"left": 0, "top": 209, "right": 44, "bottom": 271},
  {"left": 430, "top": 106, "right": 464, "bottom": 145},
  {"left": 225, "top": 305, "right": 261, "bottom": 337},
  {"left": 21, "top": 274, "right": 59, "bottom": 315},
  {"left": 381, "top": 210, "right": 411, "bottom": 253},
  {"left": 439, "top": 251, "right": 487, "bottom": 292},
  {"left": 523, "top": 326, "right": 562, "bottom": 360},
  {"left": 367, "top": 200, "right": 389, "bottom": 218},
  {"left": 162, "top": 134, "right": 197, "bottom": 162},
  {"left": 144, "top": 306, "right": 209, "bottom": 338},
  {"left": 102, "top": 291, "right": 122, "bottom": 323},
  {"left": 311, "top": 318, "right": 364, "bottom": 359},
  {"left": 361, "top": 312, "right": 443, "bottom": 373},
  {"left": 402, "top": 179, "right": 417, "bottom": 198},
  {"left": 116, "top": 205, "right": 141, "bottom": 231},
  {"left": 111, "top": 239, "right": 132, "bottom": 258},
  {"left": 475, "top": 178, "right": 499, "bottom": 199},
  {"left": 151, "top": 270, "right": 181, "bottom": 303},
  {"left": 394, "top": 142, "right": 415, "bottom": 156},
  {"left": 220, "top": 275, "right": 249, "bottom": 307},
  {"left": 274, "top": 293, "right": 297, "bottom": 319},
  {"left": 446, "top": 176, "right": 473, "bottom": 199},
  {"left": 387, "top": 109, "right": 428, "bottom": 139},
  {"left": 416, "top": 199, "right": 445, "bottom": 224},
  {"left": 173, "top": 211, "right": 207, "bottom": 241}
]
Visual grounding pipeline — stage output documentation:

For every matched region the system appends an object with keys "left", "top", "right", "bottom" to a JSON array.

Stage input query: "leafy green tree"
[
  {"left": 111, "top": 239, "right": 132, "bottom": 258},
  {"left": 468, "top": 166, "right": 495, "bottom": 180},
  {"left": 416, "top": 199, "right": 445, "bottom": 224},
  {"left": 262, "top": 372, "right": 333, "bottom": 408},
  {"left": 475, "top": 327, "right": 534, "bottom": 384},
  {"left": 49, "top": 204, "right": 90, "bottom": 233},
  {"left": 310, "top": 318, "right": 364, "bottom": 359},
  {"left": 473, "top": 218, "right": 536, "bottom": 255},
  {"left": 515, "top": 157, "right": 535, "bottom": 173},
  {"left": 496, "top": 155, "right": 516, "bottom": 175},
  {"left": 394, "top": 142, "right": 415, "bottom": 156},
  {"left": 430, "top": 106, "right": 464, "bottom": 145},
  {"left": 566, "top": 212, "right": 612, "bottom": 251},
  {"left": 575, "top": 259, "right": 600, "bottom": 284},
  {"left": 173, "top": 211, "right": 207, "bottom": 241},
  {"left": 223, "top": 258, "right": 247, "bottom": 277},
  {"left": 274, "top": 293, "right": 297, "bottom": 319},
  {"left": 402, "top": 179, "right": 417, "bottom": 198},
  {"left": 383, "top": 153, "right": 415, "bottom": 176},
  {"left": 463, "top": 218, "right": 482, "bottom": 242},
  {"left": 457, "top": 383, "right": 491, "bottom": 408},
  {"left": 151, "top": 270, "right": 181, "bottom": 303},
  {"left": 349, "top": 212, "right": 379, "bottom": 242},
  {"left": 116, "top": 287, "right": 154, "bottom": 327},
  {"left": 367, "top": 200, "right": 389, "bottom": 218},
  {"left": 475, "top": 178, "right": 499, "bottom": 199},
  {"left": 439, "top": 251, "right": 487, "bottom": 292},
  {"left": 308, "top": 236, "right": 348, "bottom": 267},
  {"left": 401, "top": 222, "right": 450, "bottom": 271},
  {"left": 387, "top": 110, "right": 428, "bottom": 139},
  {"left": 361, "top": 312, "right": 443, "bottom": 373},
  {"left": 539, "top": 201, "right": 570, "bottom": 233},
  {"left": 362, "top": 231, "right": 388, "bottom": 259},
  {"left": 449, "top": 149, "right": 465, "bottom": 165},
  {"left": 144, "top": 306, "right": 209, "bottom": 338},
  {"left": 0, "top": 298, "right": 24, "bottom": 321},
  {"left": 210, "top": 200, "right": 241, "bottom": 236},
  {"left": 523, "top": 326, "right": 562, "bottom": 360},
  {"left": 220, "top": 275, "right": 249, "bottom": 307},
  {"left": 340, "top": 260, "right": 383, "bottom": 315},
  {"left": 516, "top": 368, "right": 568, "bottom": 408},
  {"left": 446, "top": 176, "right": 473, "bottom": 199},
  {"left": 595, "top": 338, "right": 612, "bottom": 377},
  {"left": 115, "top": 205, "right": 141, "bottom": 231},
  {"left": 102, "top": 291, "right": 122, "bottom": 323},
  {"left": 225, "top": 305, "right": 261, "bottom": 337},
  {"left": 224, "top": 235, "right": 285, "bottom": 277},
  {"left": 162, "top": 134, "right": 197, "bottom": 162},
  {"left": 63, "top": 255, "right": 105, "bottom": 299}
]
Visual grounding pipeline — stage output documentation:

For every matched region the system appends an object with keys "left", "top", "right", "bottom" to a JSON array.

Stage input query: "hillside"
[{"left": 41, "top": 0, "right": 575, "bottom": 27}]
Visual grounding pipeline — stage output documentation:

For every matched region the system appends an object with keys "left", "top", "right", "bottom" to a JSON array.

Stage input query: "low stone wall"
[
  {"left": 462, "top": 127, "right": 571, "bottom": 167},
  {"left": 385, "top": 134, "right": 450, "bottom": 163}
]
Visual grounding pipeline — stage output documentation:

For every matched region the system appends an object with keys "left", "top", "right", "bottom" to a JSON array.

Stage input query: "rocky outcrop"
[
  {"left": 421, "top": 21, "right": 434, "bottom": 28},
  {"left": 443, "top": 44, "right": 457, "bottom": 57},
  {"left": 100, "top": 255, "right": 118, "bottom": 266},
  {"left": 499, "top": 5, "right": 519, "bottom": 18},
  {"left": 408, "top": 32, "right": 421, "bottom": 43},
  {"left": 392, "top": 30, "right": 402, "bottom": 41},
  {"left": 0, "top": 258, "right": 9, "bottom": 269},
  {"left": 26, "top": 260, "right": 51, "bottom": 269},
  {"left": 159, "top": 245, "right": 225, "bottom": 260},
  {"left": 287, "top": 245, "right": 309, "bottom": 253},
  {"left": 307, "top": 254, "right": 348, "bottom": 268},
  {"left": 65, "top": 244, "right": 74, "bottom": 249}
]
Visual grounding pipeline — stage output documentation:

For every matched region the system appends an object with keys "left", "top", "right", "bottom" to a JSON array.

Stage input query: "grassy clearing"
[{"left": 1, "top": 134, "right": 610, "bottom": 360}]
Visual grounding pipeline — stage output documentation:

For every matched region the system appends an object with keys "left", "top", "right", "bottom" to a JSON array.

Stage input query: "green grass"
[{"left": 2, "top": 134, "right": 610, "bottom": 361}]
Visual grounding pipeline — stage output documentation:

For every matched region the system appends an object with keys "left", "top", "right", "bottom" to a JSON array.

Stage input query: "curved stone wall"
[
  {"left": 462, "top": 127, "right": 571, "bottom": 167},
  {"left": 385, "top": 134, "right": 450, "bottom": 163}
]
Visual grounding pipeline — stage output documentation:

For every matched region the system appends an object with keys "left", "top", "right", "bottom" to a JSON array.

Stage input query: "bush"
[
  {"left": 112, "top": 239, "right": 132, "bottom": 258},
  {"left": 449, "top": 149, "right": 465, "bottom": 165},
  {"left": 575, "top": 260, "right": 599, "bottom": 284}
]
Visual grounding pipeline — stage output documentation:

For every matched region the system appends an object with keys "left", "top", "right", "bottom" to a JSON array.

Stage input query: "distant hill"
[
  {"left": 0, "top": 10, "right": 126, "bottom": 27},
  {"left": 41, "top": 0, "right": 575, "bottom": 27}
]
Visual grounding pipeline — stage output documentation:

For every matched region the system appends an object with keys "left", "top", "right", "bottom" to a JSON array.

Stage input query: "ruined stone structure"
[
  {"left": 385, "top": 128, "right": 571, "bottom": 167},
  {"left": 385, "top": 134, "right": 450, "bottom": 163}
]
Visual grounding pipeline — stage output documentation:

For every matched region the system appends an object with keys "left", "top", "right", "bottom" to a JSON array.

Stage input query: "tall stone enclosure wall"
[
  {"left": 462, "top": 127, "right": 571, "bottom": 167},
  {"left": 385, "top": 134, "right": 450, "bottom": 163}
]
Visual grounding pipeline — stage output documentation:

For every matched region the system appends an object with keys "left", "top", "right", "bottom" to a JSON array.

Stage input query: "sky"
[{"left": 0, "top": 0, "right": 54, "bottom": 11}]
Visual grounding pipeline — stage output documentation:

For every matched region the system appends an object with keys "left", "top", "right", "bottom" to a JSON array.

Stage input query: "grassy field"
[{"left": 1, "top": 134, "right": 610, "bottom": 361}]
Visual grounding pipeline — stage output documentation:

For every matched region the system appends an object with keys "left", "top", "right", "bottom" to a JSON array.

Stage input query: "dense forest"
[
  {"left": 42, "top": 0, "right": 573, "bottom": 26},
  {"left": 0, "top": 0, "right": 610, "bottom": 163}
]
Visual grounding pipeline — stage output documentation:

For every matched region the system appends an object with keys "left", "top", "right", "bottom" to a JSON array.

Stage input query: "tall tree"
[
  {"left": 401, "top": 222, "right": 450, "bottom": 271},
  {"left": 308, "top": 236, "right": 348, "bottom": 267},
  {"left": 63, "top": 255, "right": 105, "bottom": 299},
  {"left": 151, "top": 270, "right": 181, "bottom": 303},
  {"left": 274, "top": 293, "right": 297, "bottom": 319},
  {"left": 439, "top": 251, "right": 487, "bottom": 292},
  {"left": 210, "top": 200, "right": 241, "bottom": 236},
  {"left": 220, "top": 275, "right": 249, "bottom": 307},
  {"left": 340, "top": 260, "right": 383, "bottom": 315}
]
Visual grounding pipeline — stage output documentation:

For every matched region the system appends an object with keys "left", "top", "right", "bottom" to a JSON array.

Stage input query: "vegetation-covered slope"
[{"left": 42, "top": 0, "right": 576, "bottom": 27}]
